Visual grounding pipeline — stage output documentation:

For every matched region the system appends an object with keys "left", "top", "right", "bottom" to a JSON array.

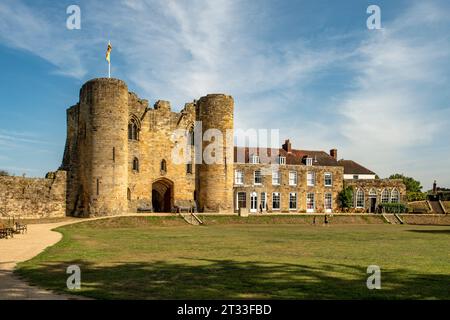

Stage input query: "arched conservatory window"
[
  {"left": 381, "top": 189, "right": 390, "bottom": 203},
  {"left": 391, "top": 189, "right": 400, "bottom": 203},
  {"left": 356, "top": 189, "right": 365, "bottom": 208}
]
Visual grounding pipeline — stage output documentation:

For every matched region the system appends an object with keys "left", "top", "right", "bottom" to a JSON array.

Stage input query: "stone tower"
[
  {"left": 196, "top": 94, "right": 234, "bottom": 212},
  {"left": 70, "top": 78, "right": 129, "bottom": 216}
]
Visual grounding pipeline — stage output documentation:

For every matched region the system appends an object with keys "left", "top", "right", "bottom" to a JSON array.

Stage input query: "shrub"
[
  {"left": 0, "top": 170, "right": 10, "bottom": 176},
  {"left": 338, "top": 186, "right": 353, "bottom": 209},
  {"left": 407, "top": 192, "right": 426, "bottom": 202},
  {"left": 379, "top": 203, "right": 407, "bottom": 213}
]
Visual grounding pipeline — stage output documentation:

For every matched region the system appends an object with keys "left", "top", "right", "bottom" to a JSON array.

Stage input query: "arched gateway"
[{"left": 152, "top": 178, "right": 174, "bottom": 213}]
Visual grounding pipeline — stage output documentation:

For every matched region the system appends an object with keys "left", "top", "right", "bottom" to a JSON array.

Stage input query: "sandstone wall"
[
  {"left": 345, "top": 179, "right": 407, "bottom": 212},
  {"left": 127, "top": 95, "right": 197, "bottom": 212},
  {"left": 399, "top": 214, "right": 450, "bottom": 225},
  {"left": 197, "top": 94, "right": 234, "bottom": 213},
  {"left": 63, "top": 78, "right": 202, "bottom": 216},
  {"left": 233, "top": 164, "right": 344, "bottom": 213},
  {"left": 0, "top": 171, "right": 66, "bottom": 218},
  {"left": 63, "top": 78, "right": 130, "bottom": 216}
]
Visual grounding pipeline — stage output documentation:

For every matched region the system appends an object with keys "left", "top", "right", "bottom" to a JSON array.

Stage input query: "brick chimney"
[
  {"left": 330, "top": 149, "right": 338, "bottom": 160},
  {"left": 282, "top": 139, "right": 292, "bottom": 153}
]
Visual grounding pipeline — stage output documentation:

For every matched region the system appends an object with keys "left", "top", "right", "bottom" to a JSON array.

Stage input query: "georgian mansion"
[{"left": 232, "top": 140, "right": 405, "bottom": 214}]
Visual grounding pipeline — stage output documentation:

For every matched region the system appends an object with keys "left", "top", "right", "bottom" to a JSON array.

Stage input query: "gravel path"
[
  {"left": 0, "top": 213, "right": 177, "bottom": 300},
  {"left": 0, "top": 222, "right": 86, "bottom": 300}
]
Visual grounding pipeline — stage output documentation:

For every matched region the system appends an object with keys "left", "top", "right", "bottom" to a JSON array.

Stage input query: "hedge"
[{"left": 379, "top": 203, "right": 407, "bottom": 213}]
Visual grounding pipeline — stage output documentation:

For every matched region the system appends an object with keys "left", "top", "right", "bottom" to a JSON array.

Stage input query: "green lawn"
[{"left": 16, "top": 216, "right": 450, "bottom": 299}]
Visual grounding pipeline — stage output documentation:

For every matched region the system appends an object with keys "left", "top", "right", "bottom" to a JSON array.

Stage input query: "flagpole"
[{"left": 107, "top": 40, "right": 111, "bottom": 78}]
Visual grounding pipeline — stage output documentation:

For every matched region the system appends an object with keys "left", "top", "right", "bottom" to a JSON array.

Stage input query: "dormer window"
[
  {"left": 306, "top": 157, "right": 313, "bottom": 166},
  {"left": 250, "top": 154, "right": 260, "bottom": 164},
  {"left": 278, "top": 156, "right": 286, "bottom": 165}
]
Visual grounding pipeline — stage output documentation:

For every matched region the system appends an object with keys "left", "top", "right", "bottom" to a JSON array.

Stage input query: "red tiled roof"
[
  {"left": 337, "top": 160, "right": 376, "bottom": 175},
  {"left": 233, "top": 147, "right": 339, "bottom": 166}
]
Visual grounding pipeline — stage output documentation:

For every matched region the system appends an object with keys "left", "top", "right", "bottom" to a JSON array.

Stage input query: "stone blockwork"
[
  {"left": 59, "top": 77, "right": 406, "bottom": 217},
  {"left": 62, "top": 79, "right": 129, "bottom": 216},
  {"left": 196, "top": 94, "right": 234, "bottom": 212},
  {"left": 0, "top": 171, "right": 66, "bottom": 218},
  {"left": 62, "top": 78, "right": 204, "bottom": 216},
  {"left": 233, "top": 164, "right": 344, "bottom": 213},
  {"left": 345, "top": 179, "right": 406, "bottom": 213}
]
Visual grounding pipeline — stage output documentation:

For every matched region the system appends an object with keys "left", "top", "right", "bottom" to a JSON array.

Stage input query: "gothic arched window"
[
  {"left": 128, "top": 118, "right": 140, "bottom": 141},
  {"left": 381, "top": 189, "right": 390, "bottom": 203},
  {"left": 356, "top": 189, "right": 365, "bottom": 208},
  {"left": 391, "top": 189, "right": 400, "bottom": 203}
]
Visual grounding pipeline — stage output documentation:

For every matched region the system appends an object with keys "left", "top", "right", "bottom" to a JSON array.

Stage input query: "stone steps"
[{"left": 179, "top": 212, "right": 203, "bottom": 226}]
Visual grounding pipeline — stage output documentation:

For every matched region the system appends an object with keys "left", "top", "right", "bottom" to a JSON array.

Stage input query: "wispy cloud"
[
  {"left": 0, "top": 0, "right": 449, "bottom": 185},
  {"left": 0, "top": 0, "right": 86, "bottom": 78},
  {"left": 335, "top": 2, "right": 450, "bottom": 183},
  {"left": 0, "top": 130, "right": 54, "bottom": 148}
]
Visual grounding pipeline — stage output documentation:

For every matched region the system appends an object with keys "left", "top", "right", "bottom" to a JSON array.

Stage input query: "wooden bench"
[
  {"left": 0, "top": 223, "right": 7, "bottom": 239},
  {"left": 0, "top": 222, "right": 14, "bottom": 239},
  {"left": 15, "top": 221, "right": 27, "bottom": 234},
  {"left": 137, "top": 206, "right": 153, "bottom": 213}
]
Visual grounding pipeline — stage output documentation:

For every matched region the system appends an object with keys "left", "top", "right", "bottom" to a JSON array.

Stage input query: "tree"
[
  {"left": 0, "top": 169, "right": 10, "bottom": 176},
  {"left": 389, "top": 173, "right": 426, "bottom": 201},
  {"left": 339, "top": 186, "right": 354, "bottom": 209}
]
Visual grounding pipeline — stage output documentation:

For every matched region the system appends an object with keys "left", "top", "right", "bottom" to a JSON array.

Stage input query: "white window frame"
[
  {"left": 254, "top": 170, "right": 262, "bottom": 185},
  {"left": 250, "top": 154, "right": 260, "bottom": 164},
  {"left": 250, "top": 192, "right": 258, "bottom": 213},
  {"left": 356, "top": 189, "right": 365, "bottom": 208},
  {"left": 272, "top": 192, "right": 280, "bottom": 210},
  {"left": 391, "top": 188, "right": 400, "bottom": 203},
  {"left": 289, "top": 171, "right": 297, "bottom": 186},
  {"left": 381, "top": 189, "right": 390, "bottom": 203},
  {"left": 236, "top": 192, "right": 246, "bottom": 210},
  {"left": 289, "top": 192, "right": 297, "bottom": 210},
  {"left": 272, "top": 170, "right": 280, "bottom": 185},
  {"left": 235, "top": 170, "right": 244, "bottom": 185},
  {"left": 324, "top": 172, "right": 332, "bottom": 187},
  {"left": 278, "top": 156, "right": 286, "bottom": 165},
  {"left": 307, "top": 172, "right": 315, "bottom": 186},
  {"left": 261, "top": 192, "right": 267, "bottom": 210},
  {"left": 306, "top": 157, "right": 313, "bottom": 166},
  {"left": 306, "top": 193, "right": 315, "bottom": 213},
  {"left": 325, "top": 193, "right": 332, "bottom": 213}
]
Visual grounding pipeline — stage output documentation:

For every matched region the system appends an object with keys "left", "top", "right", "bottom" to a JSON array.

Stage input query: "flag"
[{"left": 106, "top": 41, "right": 112, "bottom": 64}]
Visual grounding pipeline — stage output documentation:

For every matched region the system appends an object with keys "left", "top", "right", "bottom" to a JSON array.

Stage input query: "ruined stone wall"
[
  {"left": 0, "top": 171, "right": 66, "bottom": 218},
  {"left": 127, "top": 94, "right": 196, "bottom": 212},
  {"left": 233, "top": 164, "right": 344, "bottom": 213},
  {"left": 62, "top": 78, "right": 129, "bottom": 217},
  {"left": 63, "top": 78, "right": 203, "bottom": 216},
  {"left": 61, "top": 103, "right": 80, "bottom": 216}
]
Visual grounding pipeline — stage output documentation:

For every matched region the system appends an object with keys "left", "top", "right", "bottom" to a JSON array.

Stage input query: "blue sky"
[{"left": 0, "top": 0, "right": 449, "bottom": 189}]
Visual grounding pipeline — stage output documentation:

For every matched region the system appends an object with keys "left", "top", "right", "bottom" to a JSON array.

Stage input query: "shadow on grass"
[
  {"left": 407, "top": 230, "right": 450, "bottom": 235},
  {"left": 16, "top": 258, "right": 450, "bottom": 300}
]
